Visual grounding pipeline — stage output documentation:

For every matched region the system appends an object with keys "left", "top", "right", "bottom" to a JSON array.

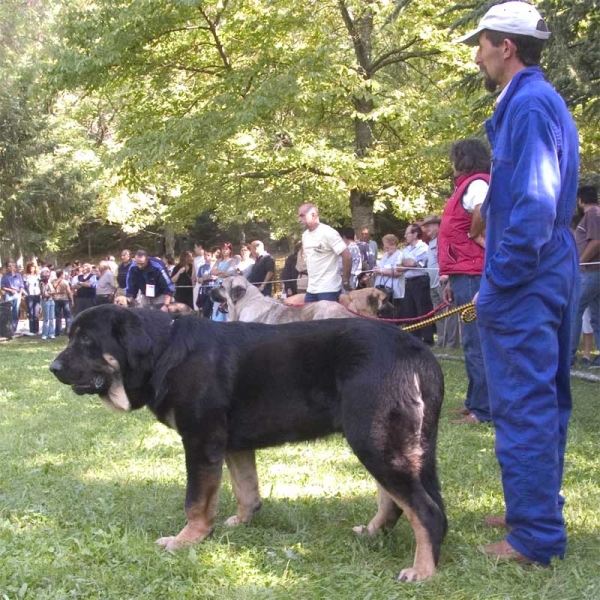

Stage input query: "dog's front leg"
[
  {"left": 224, "top": 450, "right": 262, "bottom": 526},
  {"left": 157, "top": 435, "right": 224, "bottom": 551}
]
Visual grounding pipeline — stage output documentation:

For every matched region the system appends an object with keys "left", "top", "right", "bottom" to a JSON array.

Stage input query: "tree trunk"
[
  {"left": 164, "top": 226, "right": 175, "bottom": 257},
  {"left": 341, "top": 3, "right": 376, "bottom": 233},
  {"left": 350, "top": 189, "right": 374, "bottom": 232}
]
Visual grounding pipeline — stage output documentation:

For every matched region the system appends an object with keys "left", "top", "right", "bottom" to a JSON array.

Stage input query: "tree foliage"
[
  {"left": 0, "top": 0, "right": 101, "bottom": 258},
  {"left": 3, "top": 0, "right": 597, "bottom": 252},
  {"left": 49, "top": 0, "right": 481, "bottom": 236}
]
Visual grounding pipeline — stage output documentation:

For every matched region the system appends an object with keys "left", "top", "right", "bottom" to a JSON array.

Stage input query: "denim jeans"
[
  {"left": 570, "top": 270, "right": 600, "bottom": 360},
  {"left": 304, "top": 291, "right": 341, "bottom": 303},
  {"left": 54, "top": 300, "right": 72, "bottom": 336},
  {"left": 41, "top": 299, "right": 55, "bottom": 338},
  {"left": 449, "top": 274, "right": 491, "bottom": 421},
  {"left": 4, "top": 294, "right": 20, "bottom": 332},
  {"left": 26, "top": 294, "right": 40, "bottom": 333}
]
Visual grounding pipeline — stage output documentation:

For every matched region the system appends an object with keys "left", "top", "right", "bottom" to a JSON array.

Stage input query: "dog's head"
[
  {"left": 343, "top": 288, "right": 395, "bottom": 318},
  {"left": 113, "top": 295, "right": 130, "bottom": 307},
  {"left": 50, "top": 305, "right": 165, "bottom": 412},
  {"left": 209, "top": 276, "right": 252, "bottom": 309},
  {"left": 371, "top": 288, "right": 395, "bottom": 318}
]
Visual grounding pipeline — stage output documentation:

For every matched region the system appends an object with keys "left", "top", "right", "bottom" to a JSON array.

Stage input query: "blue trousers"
[
  {"left": 449, "top": 274, "right": 490, "bottom": 421},
  {"left": 5, "top": 294, "right": 21, "bottom": 332},
  {"left": 41, "top": 299, "right": 55, "bottom": 338},
  {"left": 570, "top": 270, "right": 600, "bottom": 360},
  {"left": 26, "top": 294, "right": 40, "bottom": 333},
  {"left": 477, "top": 267, "right": 576, "bottom": 564}
]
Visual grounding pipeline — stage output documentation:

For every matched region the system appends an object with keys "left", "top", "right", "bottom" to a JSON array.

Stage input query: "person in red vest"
[{"left": 438, "top": 139, "right": 491, "bottom": 424}]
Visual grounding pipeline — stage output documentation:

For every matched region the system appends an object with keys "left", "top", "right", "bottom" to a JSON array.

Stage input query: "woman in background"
[
  {"left": 23, "top": 262, "right": 41, "bottom": 334},
  {"left": 172, "top": 250, "right": 195, "bottom": 309}
]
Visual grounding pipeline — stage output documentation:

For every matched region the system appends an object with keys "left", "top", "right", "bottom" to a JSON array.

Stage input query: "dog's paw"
[
  {"left": 397, "top": 566, "right": 434, "bottom": 583},
  {"left": 156, "top": 536, "right": 187, "bottom": 551},
  {"left": 352, "top": 524, "right": 379, "bottom": 536}
]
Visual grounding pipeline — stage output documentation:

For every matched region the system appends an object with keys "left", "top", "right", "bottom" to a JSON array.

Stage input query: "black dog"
[{"left": 50, "top": 304, "right": 446, "bottom": 582}]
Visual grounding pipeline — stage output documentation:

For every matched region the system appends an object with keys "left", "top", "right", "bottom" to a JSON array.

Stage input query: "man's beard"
[{"left": 483, "top": 73, "right": 498, "bottom": 93}]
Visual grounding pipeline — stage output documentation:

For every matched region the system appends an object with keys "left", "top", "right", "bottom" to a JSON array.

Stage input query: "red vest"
[{"left": 438, "top": 173, "right": 489, "bottom": 276}]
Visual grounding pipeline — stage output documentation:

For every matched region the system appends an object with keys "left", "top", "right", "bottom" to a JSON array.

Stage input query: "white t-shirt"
[
  {"left": 193, "top": 255, "right": 205, "bottom": 282},
  {"left": 462, "top": 179, "right": 489, "bottom": 213},
  {"left": 302, "top": 223, "right": 347, "bottom": 294}
]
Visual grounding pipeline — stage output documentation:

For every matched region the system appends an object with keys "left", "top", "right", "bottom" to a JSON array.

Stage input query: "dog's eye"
[{"left": 79, "top": 333, "right": 91, "bottom": 344}]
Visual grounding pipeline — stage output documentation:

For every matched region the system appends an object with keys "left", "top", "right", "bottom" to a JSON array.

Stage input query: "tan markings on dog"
[
  {"left": 224, "top": 450, "right": 261, "bottom": 526},
  {"left": 389, "top": 374, "right": 425, "bottom": 473},
  {"left": 99, "top": 373, "right": 131, "bottom": 412},
  {"left": 99, "top": 395, "right": 120, "bottom": 413},
  {"left": 102, "top": 353, "right": 121, "bottom": 373},
  {"left": 164, "top": 409, "right": 177, "bottom": 430},
  {"left": 156, "top": 468, "right": 222, "bottom": 551},
  {"left": 352, "top": 483, "right": 400, "bottom": 536},
  {"left": 392, "top": 495, "right": 436, "bottom": 582}
]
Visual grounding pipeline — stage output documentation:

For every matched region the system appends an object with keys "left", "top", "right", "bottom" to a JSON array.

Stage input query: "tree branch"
[
  {"left": 239, "top": 166, "right": 340, "bottom": 180},
  {"left": 338, "top": 0, "right": 372, "bottom": 74},
  {"left": 370, "top": 38, "right": 418, "bottom": 72},
  {"left": 369, "top": 49, "right": 441, "bottom": 75},
  {"left": 199, "top": 6, "right": 232, "bottom": 70}
]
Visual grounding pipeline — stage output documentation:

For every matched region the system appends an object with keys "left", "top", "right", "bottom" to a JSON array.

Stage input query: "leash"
[
  {"left": 400, "top": 301, "right": 476, "bottom": 332},
  {"left": 285, "top": 297, "right": 476, "bottom": 331},
  {"left": 340, "top": 300, "right": 476, "bottom": 331}
]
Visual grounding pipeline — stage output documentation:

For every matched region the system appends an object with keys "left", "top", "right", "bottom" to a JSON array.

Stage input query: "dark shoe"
[
  {"left": 451, "top": 413, "right": 481, "bottom": 424},
  {"left": 579, "top": 357, "right": 590, "bottom": 367},
  {"left": 484, "top": 515, "right": 510, "bottom": 529},
  {"left": 477, "top": 539, "right": 543, "bottom": 566},
  {"left": 590, "top": 356, "right": 600, "bottom": 369}
]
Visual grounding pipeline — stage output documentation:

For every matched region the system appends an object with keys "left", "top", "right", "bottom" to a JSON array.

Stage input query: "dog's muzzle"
[{"left": 50, "top": 359, "right": 108, "bottom": 394}]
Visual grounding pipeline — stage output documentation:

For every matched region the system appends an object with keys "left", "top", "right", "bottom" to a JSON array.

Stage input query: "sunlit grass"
[{"left": 0, "top": 336, "right": 599, "bottom": 599}]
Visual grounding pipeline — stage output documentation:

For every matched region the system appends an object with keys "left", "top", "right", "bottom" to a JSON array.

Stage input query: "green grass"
[{"left": 1, "top": 337, "right": 599, "bottom": 599}]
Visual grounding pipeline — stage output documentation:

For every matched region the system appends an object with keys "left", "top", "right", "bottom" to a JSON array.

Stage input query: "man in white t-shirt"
[{"left": 298, "top": 203, "right": 352, "bottom": 302}]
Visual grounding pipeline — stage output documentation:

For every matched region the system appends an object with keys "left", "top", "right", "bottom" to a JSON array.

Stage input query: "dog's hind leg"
[
  {"left": 352, "top": 482, "right": 402, "bottom": 536},
  {"left": 224, "top": 450, "right": 262, "bottom": 527},
  {"left": 360, "top": 462, "right": 445, "bottom": 582}
]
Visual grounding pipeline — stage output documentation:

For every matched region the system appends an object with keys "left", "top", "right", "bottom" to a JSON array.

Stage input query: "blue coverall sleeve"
[{"left": 486, "top": 103, "right": 561, "bottom": 290}]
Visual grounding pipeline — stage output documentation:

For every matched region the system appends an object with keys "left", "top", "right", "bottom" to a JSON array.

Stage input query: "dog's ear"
[
  {"left": 367, "top": 292, "right": 380, "bottom": 312},
  {"left": 112, "top": 311, "right": 154, "bottom": 369},
  {"left": 230, "top": 284, "right": 247, "bottom": 305}
]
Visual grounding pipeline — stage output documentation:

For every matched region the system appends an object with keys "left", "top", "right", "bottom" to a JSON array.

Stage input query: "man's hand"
[
  {"left": 160, "top": 304, "right": 169, "bottom": 313},
  {"left": 443, "top": 283, "right": 453, "bottom": 304}
]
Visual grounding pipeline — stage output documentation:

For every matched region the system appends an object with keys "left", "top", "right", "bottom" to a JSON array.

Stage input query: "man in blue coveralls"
[{"left": 456, "top": 2, "right": 579, "bottom": 565}]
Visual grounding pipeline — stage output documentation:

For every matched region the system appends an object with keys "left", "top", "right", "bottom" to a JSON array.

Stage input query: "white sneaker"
[
  {"left": 49, "top": 336, "right": 55, "bottom": 339},
  {"left": 41, "top": 336, "right": 47, "bottom": 340}
]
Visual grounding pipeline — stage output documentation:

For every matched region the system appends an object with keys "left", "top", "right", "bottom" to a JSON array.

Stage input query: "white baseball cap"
[{"left": 456, "top": 1, "right": 551, "bottom": 46}]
